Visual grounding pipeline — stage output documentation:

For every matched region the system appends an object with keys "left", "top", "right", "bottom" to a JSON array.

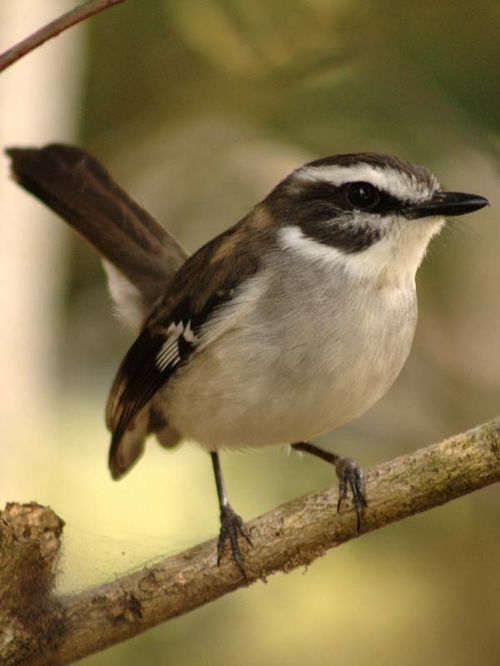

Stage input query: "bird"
[{"left": 6, "top": 144, "right": 489, "bottom": 579}]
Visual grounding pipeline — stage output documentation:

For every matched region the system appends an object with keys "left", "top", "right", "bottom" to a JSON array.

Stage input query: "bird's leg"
[
  {"left": 210, "top": 451, "right": 253, "bottom": 580},
  {"left": 292, "top": 441, "right": 367, "bottom": 533}
]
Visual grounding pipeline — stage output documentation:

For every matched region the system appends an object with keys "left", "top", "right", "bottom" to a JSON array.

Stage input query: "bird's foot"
[
  {"left": 217, "top": 504, "right": 253, "bottom": 581},
  {"left": 292, "top": 442, "right": 367, "bottom": 532},
  {"left": 335, "top": 457, "right": 367, "bottom": 533}
]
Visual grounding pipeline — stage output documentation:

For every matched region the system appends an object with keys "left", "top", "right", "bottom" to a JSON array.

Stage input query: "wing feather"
[{"left": 106, "top": 205, "right": 272, "bottom": 477}]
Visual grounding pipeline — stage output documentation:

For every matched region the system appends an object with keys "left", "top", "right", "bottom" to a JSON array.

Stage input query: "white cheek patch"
[
  {"left": 297, "top": 163, "right": 439, "bottom": 204},
  {"left": 279, "top": 225, "right": 345, "bottom": 266},
  {"left": 279, "top": 220, "right": 443, "bottom": 288}
]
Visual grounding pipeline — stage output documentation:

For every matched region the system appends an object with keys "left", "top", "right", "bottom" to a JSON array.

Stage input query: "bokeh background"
[{"left": 1, "top": 1, "right": 499, "bottom": 664}]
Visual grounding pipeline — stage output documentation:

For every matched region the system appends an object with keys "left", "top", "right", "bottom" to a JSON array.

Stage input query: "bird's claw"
[
  {"left": 335, "top": 457, "right": 367, "bottom": 533},
  {"left": 217, "top": 504, "right": 253, "bottom": 581}
]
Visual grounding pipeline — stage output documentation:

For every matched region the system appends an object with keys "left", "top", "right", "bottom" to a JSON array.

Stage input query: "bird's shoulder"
[{"left": 106, "top": 204, "right": 275, "bottom": 437}]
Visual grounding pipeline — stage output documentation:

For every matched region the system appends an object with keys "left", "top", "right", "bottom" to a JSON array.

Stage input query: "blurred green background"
[{"left": 1, "top": 1, "right": 499, "bottom": 664}]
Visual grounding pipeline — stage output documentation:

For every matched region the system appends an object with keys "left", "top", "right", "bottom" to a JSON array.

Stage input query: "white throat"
[{"left": 279, "top": 218, "right": 444, "bottom": 289}]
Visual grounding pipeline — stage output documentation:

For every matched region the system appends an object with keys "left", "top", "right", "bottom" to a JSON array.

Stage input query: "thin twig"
[
  {"left": 1, "top": 417, "right": 499, "bottom": 665},
  {"left": 0, "top": 0, "right": 127, "bottom": 74}
]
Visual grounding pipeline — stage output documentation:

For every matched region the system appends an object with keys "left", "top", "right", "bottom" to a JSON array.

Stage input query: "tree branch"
[
  {"left": 0, "top": 0, "right": 127, "bottom": 74},
  {"left": 1, "top": 417, "right": 499, "bottom": 665},
  {"left": 0, "top": 503, "right": 65, "bottom": 665}
]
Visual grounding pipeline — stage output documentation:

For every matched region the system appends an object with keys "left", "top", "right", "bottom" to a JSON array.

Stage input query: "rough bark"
[
  {"left": 0, "top": 503, "right": 65, "bottom": 665},
  {"left": 1, "top": 417, "right": 499, "bottom": 665}
]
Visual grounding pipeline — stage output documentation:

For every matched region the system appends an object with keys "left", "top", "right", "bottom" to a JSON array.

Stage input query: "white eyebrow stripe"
[{"left": 297, "top": 164, "right": 439, "bottom": 204}]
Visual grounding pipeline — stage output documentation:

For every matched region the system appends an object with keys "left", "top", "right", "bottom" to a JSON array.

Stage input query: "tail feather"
[
  {"left": 6, "top": 143, "right": 187, "bottom": 476},
  {"left": 108, "top": 403, "right": 181, "bottom": 479},
  {"left": 108, "top": 407, "right": 149, "bottom": 479},
  {"left": 6, "top": 143, "right": 188, "bottom": 323}
]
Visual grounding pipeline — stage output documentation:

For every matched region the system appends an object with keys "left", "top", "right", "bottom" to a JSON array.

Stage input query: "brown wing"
[{"left": 106, "top": 206, "right": 273, "bottom": 478}]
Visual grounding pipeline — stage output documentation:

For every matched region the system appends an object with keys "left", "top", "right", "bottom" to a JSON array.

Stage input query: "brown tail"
[{"left": 6, "top": 144, "right": 188, "bottom": 317}]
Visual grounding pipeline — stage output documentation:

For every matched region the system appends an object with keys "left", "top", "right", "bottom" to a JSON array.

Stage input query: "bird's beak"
[{"left": 406, "top": 191, "right": 489, "bottom": 219}]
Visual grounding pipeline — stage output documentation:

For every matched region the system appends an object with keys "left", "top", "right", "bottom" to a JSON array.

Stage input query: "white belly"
[{"left": 164, "top": 268, "right": 417, "bottom": 450}]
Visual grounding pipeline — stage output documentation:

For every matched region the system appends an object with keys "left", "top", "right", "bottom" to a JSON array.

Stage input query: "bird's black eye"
[{"left": 345, "top": 182, "right": 380, "bottom": 210}]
